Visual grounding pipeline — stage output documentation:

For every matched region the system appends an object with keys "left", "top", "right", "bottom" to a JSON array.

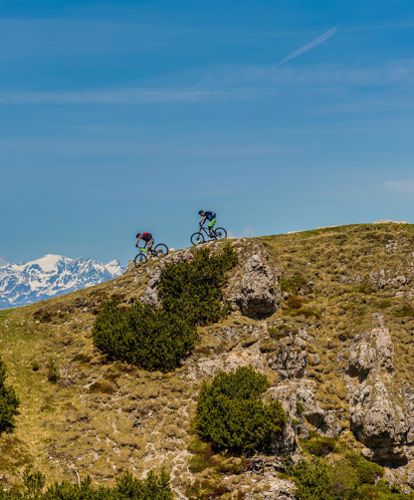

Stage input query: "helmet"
[
  {"left": 198, "top": 210, "right": 204, "bottom": 215},
  {"left": 136, "top": 232, "right": 142, "bottom": 239}
]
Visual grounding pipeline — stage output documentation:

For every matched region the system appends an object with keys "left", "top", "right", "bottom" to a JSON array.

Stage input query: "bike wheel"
[
  {"left": 153, "top": 243, "right": 169, "bottom": 257},
  {"left": 191, "top": 232, "right": 205, "bottom": 246},
  {"left": 213, "top": 227, "right": 227, "bottom": 240},
  {"left": 134, "top": 253, "right": 147, "bottom": 267}
]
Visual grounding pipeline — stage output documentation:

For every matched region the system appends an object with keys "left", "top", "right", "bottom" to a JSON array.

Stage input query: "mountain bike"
[
  {"left": 134, "top": 243, "right": 169, "bottom": 267},
  {"left": 190, "top": 225, "right": 227, "bottom": 246}
]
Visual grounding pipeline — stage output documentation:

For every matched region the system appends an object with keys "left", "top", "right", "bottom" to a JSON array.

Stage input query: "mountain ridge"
[{"left": 0, "top": 254, "right": 123, "bottom": 309}]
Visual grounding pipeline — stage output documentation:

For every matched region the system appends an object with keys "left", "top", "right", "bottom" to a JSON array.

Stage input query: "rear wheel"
[
  {"left": 213, "top": 227, "right": 227, "bottom": 240},
  {"left": 191, "top": 232, "right": 205, "bottom": 246},
  {"left": 153, "top": 243, "right": 169, "bottom": 257},
  {"left": 134, "top": 253, "right": 147, "bottom": 267}
]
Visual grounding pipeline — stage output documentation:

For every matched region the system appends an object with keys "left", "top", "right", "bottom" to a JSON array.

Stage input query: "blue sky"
[{"left": 1, "top": 0, "right": 414, "bottom": 265}]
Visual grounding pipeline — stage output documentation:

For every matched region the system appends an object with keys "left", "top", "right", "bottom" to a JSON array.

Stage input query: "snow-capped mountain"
[{"left": 0, "top": 254, "right": 123, "bottom": 309}]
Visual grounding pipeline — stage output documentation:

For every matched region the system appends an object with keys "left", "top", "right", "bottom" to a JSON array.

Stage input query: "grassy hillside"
[{"left": 2, "top": 222, "right": 414, "bottom": 497}]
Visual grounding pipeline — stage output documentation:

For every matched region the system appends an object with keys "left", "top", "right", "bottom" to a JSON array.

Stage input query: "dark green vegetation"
[
  {"left": 0, "top": 357, "right": 19, "bottom": 434},
  {"left": 93, "top": 300, "right": 196, "bottom": 372},
  {"left": 196, "top": 366, "right": 286, "bottom": 455},
  {"left": 93, "top": 245, "right": 237, "bottom": 371},
  {"left": 0, "top": 469, "right": 172, "bottom": 499},
  {"left": 301, "top": 435, "right": 337, "bottom": 457},
  {"left": 289, "top": 453, "right": 408, "bottom": 499},
  {"left": 158, "top": 244, "right": 237, "bottom": 325}
]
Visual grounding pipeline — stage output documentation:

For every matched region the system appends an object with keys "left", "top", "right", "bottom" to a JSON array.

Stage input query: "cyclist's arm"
[{"left": 199, "top": 216, "right": 206, "bottom": 226}]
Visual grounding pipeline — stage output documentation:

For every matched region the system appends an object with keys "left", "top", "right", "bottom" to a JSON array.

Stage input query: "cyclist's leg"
[
  {"left": 147, "top": 238, "right": 154, "bottom": 253},
  {"left": 207, "top": 218, "right": 217, "bottom": 236}
]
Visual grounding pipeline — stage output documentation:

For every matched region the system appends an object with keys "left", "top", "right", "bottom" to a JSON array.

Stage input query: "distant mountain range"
[{"left": 0, "top": 254, "right": 123, "bottom": 309}]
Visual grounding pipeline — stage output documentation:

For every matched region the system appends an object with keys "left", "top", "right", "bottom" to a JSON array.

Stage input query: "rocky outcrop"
[
  {"left": 269, "top": 337, "right": 307, "bottom": 379},
  {"left": 227, "top": 246, "right": 281, "bottom": 319},
  {"left": 369, "top": 269, "right": 410, "bottom": 290},
  {"left": 141, "top": 242, "right": 281, "bottom": 320},
  {"left": 269, "top": 379, "right": 343, "bottom": 439},
  {"left": 140, "top": 249, "right": 193, "bottom": 307},
  {"left": 347, "top": 314, "right": 409, "bottom": 464},
  {"left": 350, "top": 381, "right": 409, "bottom": 464}
]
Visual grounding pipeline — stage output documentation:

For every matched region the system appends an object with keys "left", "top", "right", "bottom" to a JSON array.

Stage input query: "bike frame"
[{"left": 198, "top": 225, "right": 215, "bottom": 236}]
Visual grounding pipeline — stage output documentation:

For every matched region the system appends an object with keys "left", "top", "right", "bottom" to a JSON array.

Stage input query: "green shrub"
[
  {"left": 289, "top": 454, "right": 400, "bottom": 500},
  {"left": 93, "top": 301, "right": 196, "bottom": 372},
  {"left": 0, "top": 470, "right": 173, "bottom": 499},
  {"left": 158, "top": 244, "right": 237, "bottom": 325},
  {"left": 0, "top": 357, "right": 19, "bottom": 434},
  {"left": 303, "top": 436, "right": 337, "bottom": 457},
  {"left": 288, "top": 459, "right": 333, "bottom": 500},
  {"left": 196, "top": 366, "right": 286, "bottom": 455},
  {"left": 345, "top": 452, "right": 384, "bottom": 485},
  {"left": 280, "top": 273, "right": 309, "bottom": 294}
]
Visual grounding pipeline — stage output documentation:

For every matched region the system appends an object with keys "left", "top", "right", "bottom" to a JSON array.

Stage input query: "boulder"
[
  {"left": 227, "top": 248, "right": 281, "bottom": 319},
  {"left": 350, "top": 381, "right": 408, "bottom": 464}
]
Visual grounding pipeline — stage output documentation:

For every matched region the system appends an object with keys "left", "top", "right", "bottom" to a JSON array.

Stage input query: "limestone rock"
[
  {"left": 348, "top": 314, "right": 408, "bottom": 464},
  {"left": 350, "top": 381, "right": 408, "bottom": 464},
  {"left": 268, "top": 380, "right": 342, "bottom": 439},
  {"left": 348, "top": 340, "right": 376, "bottom": 379},
  {"left": 269, "top": 337, "right": 307, "bottom": 379},
  {"left": 347, "top": 313, "right": 394, "bottom": 379},
  {"left": 227, "top": 247, "right": 281, "bottom": 319}
]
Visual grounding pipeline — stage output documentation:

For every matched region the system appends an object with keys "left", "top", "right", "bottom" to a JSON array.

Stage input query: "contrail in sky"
[{"left": 278, "top": 25, "right": 340, "bottom": 65}]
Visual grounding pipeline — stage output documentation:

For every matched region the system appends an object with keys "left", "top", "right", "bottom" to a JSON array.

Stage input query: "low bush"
[
  {"left": 280, "top": 273, "right": 310, "bottom": 294},
  {"left": 288, "top": 454, "right": 401, "bottom": 500},
  {"left": 303, "top": 435, "right": 337, "bottom": 457},
  {"left": 0, "top": 357, "right": 19, "bottom": 434},
  {"left": 0, "top": 469, "right": 173, "bottom": 499},
  {"left": 196, "top": 366, "right": 286, "bottom": 455},
  {"left": 158, "top": 244, "right": 237, "bottom": 325},
  {"left": 93, "top": 301, "right": 196, "bottom": 372}
]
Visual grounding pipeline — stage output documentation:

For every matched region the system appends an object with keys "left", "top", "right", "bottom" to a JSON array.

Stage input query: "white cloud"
[
  {"left": 0, "top": 87, "right": 276, "bottom": 105},
  {"left": 278, "top": 26, "right": 339, "bottom": 65}
]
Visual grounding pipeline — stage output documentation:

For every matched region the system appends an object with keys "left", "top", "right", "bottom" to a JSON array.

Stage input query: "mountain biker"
[
  {"left": 136, "top": 232, "right": 154, "bottom": 252},
  {"left": 198, "top": 210, "right": 217, "bottom": 237}
]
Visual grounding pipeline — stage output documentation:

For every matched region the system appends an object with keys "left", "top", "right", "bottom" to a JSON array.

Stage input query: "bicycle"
[
  {"left": 133, "top": 243, "right": 169, "bottom": 267},
  {"left": 190, "top": 224, "right": 227, "bottom": 246}
]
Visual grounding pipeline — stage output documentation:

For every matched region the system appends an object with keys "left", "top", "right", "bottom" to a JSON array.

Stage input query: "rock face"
[
  {"left": 141, "top": 243, "right": 281, "bottom": 321},
  {"left": 227, "top": 246, "right": 281, "bottom": 319},
  {"left": 347, "top": 314, "right": 410, "bottom": 464},
  {"left": 269, "top": 379, "right": 343, "bottom": 439}
]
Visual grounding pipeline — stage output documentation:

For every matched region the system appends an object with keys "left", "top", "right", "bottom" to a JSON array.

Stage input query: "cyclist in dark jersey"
[
  {"left": 136, "top": 232, "right": 154, "bottom": 252},
  {"left": 198, "top": 210, "right": 217, "bottom": 237}
]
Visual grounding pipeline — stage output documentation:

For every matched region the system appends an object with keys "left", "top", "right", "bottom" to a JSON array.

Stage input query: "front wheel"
[
  {"left": 191, "top": 232, "right": 205, "bottom": 246},
  {"left": 153, "top": 243, "right": 169, "bottom": 258},
  {"left": 213, "top": 227, "right": 227, "bottom": 240},
  {"left": 134, "top": 253, "right": 147, "bottom": 267}
]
